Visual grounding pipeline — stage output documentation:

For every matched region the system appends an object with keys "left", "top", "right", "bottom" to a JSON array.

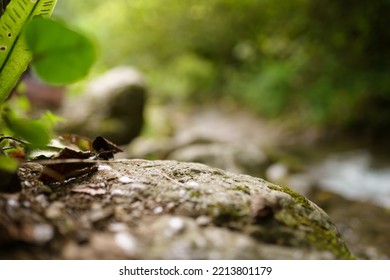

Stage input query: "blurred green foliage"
[
  {"left": 0, "top": 1, "right": 96, "bottom": 171},
  {"left": 25, "top": 17, "right": 96, "bottom": 84},
  {"left": 56, "top": 0, "right": 390, "bottom": 135},
  {"left": 1, "top": 14, "right": 96, "bottom": 148}
]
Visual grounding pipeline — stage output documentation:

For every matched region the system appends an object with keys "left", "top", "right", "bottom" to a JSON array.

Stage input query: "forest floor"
[{"left": 2, "top": 93, "right": 389, "bottom": 259}]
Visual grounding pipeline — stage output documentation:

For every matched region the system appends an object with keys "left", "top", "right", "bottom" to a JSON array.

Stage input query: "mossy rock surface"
[{"left": 0, "top": 159, "right": 353, "bottom": 259}]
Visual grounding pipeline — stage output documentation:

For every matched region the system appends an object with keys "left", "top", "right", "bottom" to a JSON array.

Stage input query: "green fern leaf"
[{"left": 0, "top": 0, "right": 57, "bottom": 103}]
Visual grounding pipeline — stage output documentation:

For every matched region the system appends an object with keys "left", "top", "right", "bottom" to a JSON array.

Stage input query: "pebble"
[
  {"left": 185, "top": 180, "right": 199, "bottom": 188},
  {"left": 97, "top": 164, "right": 113, "bottom": 171},
  {"left": 7, "top": 198, "right": 19, "bottom": 207},
  {"left": 35, "top": 194, "right": 49, "bottom": 208},
  {"left": 131, "top": 183, "right": 146, "bottom": 191},
  {"left": 168, "top": 217, "right": 185, "bottom": 233},
  {"left": 119, "top": 176, "right": 134, "bottom": 184},
  {"left": 114, "top": 232, "right": 138, "bottom": 255},
  {"left": 266, "top": 163, "right": 288, "bottom": 183},
  {"left": 196, "top": 215, "right": 212, "bottom": 226},
  {"left": 108, "top": 222, "right": 129, "bottom": 233},
  {"left": 111, "top": 189, "right": 125, "bottom": 196},
  {"left": 23, "top": 181, "right": 33, "bottom": 188},
  {"left": 45, "top": 201, "right": 65, "bottom": 219},
  {"left": 153, "top": 206, "right": 163, "bottom": 214},
  {"left": 33, "top": 224, "right": 54, "bottom": 244}
]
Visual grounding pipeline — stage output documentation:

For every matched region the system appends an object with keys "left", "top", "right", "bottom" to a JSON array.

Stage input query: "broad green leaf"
[
  {"left": 4, "top": 113, "right": 51, "bottom": 147},
  {"left": 40, "top": 111, "right": 65, "bottom": 128},
  {"left": 0, "top": 0, "right": 57, "bottom": 103},
  {"left": 0, "top": 155, "right": 19, "bottom": 172},
  {"left": 25, "top": 17, "right": 96, "bottom": 84}
]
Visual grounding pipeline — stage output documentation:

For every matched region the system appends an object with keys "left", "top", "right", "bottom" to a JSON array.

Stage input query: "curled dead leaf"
[
  {"left": 33, "top": 136, "right": 123, "bottom": 183},
  {"left": 39, "top": 148, "right": 97, "bottom": 182},
  {"left": 92, "top": 136, "right": 123, "bottom": 160}
]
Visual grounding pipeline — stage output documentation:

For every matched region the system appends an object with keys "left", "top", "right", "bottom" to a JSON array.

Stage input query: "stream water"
[{"left": 309, "top": 150, "right": 390, "bottom": 208}]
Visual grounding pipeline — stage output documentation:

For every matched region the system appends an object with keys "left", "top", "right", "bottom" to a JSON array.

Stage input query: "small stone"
[
  {"left": 166, "top": 202, "right": 176, "bottom": 211},
  {"left": 112, "top": 189, "right": 125, "bottom": 196},
  {"left": 266, "top": 163, "right": 288, "bottom": 183},
  {"left": 178, "top": 189, "right": 187, "bottom": 197},
  {"left": 131, "top": 183, "right": 146, "bottom": 191},
  {"left": 168, "top": 217, "right": 185, "bottom": 233},
  {"left": 46, "top": 201, "right": 65, "bottom": 219},
  {"left": 109, "top": 222, "right": 129, "bottom": 233},
  {"left": 23, "top": 181, "right": 33, "bottom": 188},
  {"left": 114, "top": 232, "right": 138, "bottom": 255},
  {"left": 153, "top": 206, "right": 163, "bottom": 214},
  {"left": 89, "top": 208, "right": 112, "bottom": 223},
  {"left": 7, "top": 198, "right": 19, "bottom": 207},
  {"left": 33, "top": 224, "right": 54, "bottom": 244},
  {"left": 98, "top": 164, "right": 112, "bottom": 171},
  {"left": 196, "top": 215, "right": 212, "bottom": 226},
  {"left": 22, "top": 201, "right": 31, "bottom": 208},
  {"left": 185, "top": 180, "right": 199, "bottom": 188},
  {"left": 35, "top": 194, "right": 49, "bottom": 208},
  {"left": 119, "top": 176, "right": 134, "bottom": 184}
]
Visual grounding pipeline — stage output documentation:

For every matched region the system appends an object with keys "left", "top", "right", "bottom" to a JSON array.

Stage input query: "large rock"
[
  {"left": 0, "top": 160, "right": 353, "bottom": 259},
  {"left": 59, "top": 67, "right": 146, "bottom": 145}
]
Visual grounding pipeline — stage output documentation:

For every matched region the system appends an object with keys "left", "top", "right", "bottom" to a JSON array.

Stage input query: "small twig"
[
  {"left": 161, "top": 173, "right": 186, "bottom": 187},
  {"left": 0, "top": 135, "right": 28, "bottom": 145}
]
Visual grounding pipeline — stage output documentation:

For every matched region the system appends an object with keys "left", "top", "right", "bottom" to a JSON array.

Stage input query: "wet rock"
[
  {"left": 59, "top": 66, "right": 147, "bottom": 145},
  {"left": 0, "top": 159, "right": 353, "bottom": 259}
]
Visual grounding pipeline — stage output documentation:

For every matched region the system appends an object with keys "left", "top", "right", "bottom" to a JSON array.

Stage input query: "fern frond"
[{"left": 0, "top": 0, "right": 57, "bottom": 103}]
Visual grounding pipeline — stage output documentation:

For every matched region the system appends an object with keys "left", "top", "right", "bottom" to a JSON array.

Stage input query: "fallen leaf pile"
[
  {"left": 38, "top": 135, "right": 123, "bottom": 183},
  {"left": 1, "top": 134, "right": 123, "bottom": 187}
]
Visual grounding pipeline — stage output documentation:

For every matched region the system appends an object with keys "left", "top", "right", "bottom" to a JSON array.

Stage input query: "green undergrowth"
[{"left": 0, "top": 1, "right": 96, "bottom": 172}]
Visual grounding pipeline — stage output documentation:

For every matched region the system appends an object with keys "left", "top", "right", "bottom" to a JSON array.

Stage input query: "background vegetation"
[
  {"left": 55, "top": 0, "right": 390, "bottom": 139},
  {"left": 0, "top": 1, "right": 95, "bottom": 172}
]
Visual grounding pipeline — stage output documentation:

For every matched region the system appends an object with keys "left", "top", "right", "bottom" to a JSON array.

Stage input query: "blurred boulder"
[
  {"left": 59, "top": 66, "right": 146, "bottom": 145},
  {"left": 168, "top": 141, "right": 267, "bottom": 175},
  {"left": 127, "top": 107, "right": 275, "bottom": 175},
  {"left": 129, "top": 135, "right": 268, "bottom": 176}
]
